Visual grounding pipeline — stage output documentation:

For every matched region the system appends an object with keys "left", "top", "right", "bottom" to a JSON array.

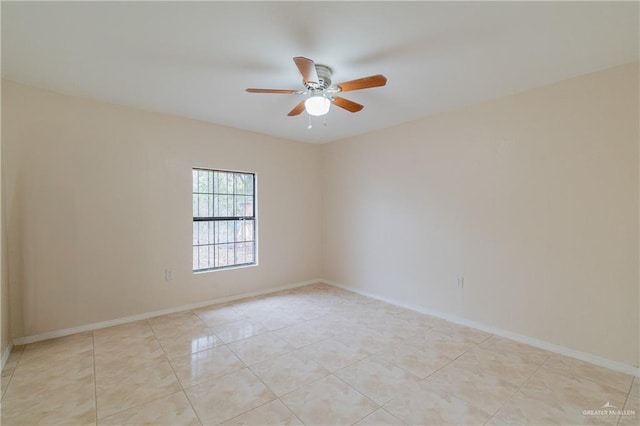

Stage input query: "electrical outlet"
[
  {"left": 165, "top": 269, "right": 173, "bottom": 281},
  {"left": 457, "top": 276, "right": 464, "bottom": 288}
]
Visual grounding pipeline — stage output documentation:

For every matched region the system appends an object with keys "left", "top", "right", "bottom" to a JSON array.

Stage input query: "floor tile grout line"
[
  {"left": 283, "top": 334, "right": 337, "bottom": 352},
  {"left": 246, "top": 363, "right": 281, "bottom": 398},
  {"left": 147, "top": 317, "right": 206, "bottom": 426},
  {"left": 331, "top": 373, "right": 382, "bottom": 419},
  {"left": 192, "top": 303, "right": 284, "bottom": 331},
  {"left": 187, "top": 309, "right": 208, "bottom": 329},
  {"left": 93, "top": 321, "right": 186, "bottom": 422},
  {"left": 198, "top": 317, "right": 320, "bottom": 347},
  {"left": 146, "top": 308, "right": 236, "bottom": 358},
  {"left": 482, "top": 351, "right": 552, "bottom": 425},
  {"left": 146, "top": 318, "right": 181, "bottom": 386},
  {"left": 155, "top": 330, "right": 227, "bottom": 362},
  {"left": 274, "top": 374, "right": 357, "bottom": 425},
  {"left": 337, "top": 352, "right": 430, "bottom": 392},
  {"left": 371, "top": 339, "right": 488, "bottom": 419},
  {"left": 616, "top": 386, "right": 632, "bottom": 426},
  {"left": 271, "top": 365, "right": 348, "bottom": 402},
  {"left": 341, "top": 367, "right": 412, "bottom": 426},
  {"left": 179, "top": 360, "right": 253, "bottom": 392},
  {"left": 278, "top": 397, "right": 307, "bottom": 426},
  {"left": 1, "top": 346, "right": 24, "bottom": 401},
  {"left": 401, "top": 336, "right": 482, "bottom": 383},
  {"left": 537, "top": 353, "right": 637, "bottom": 406},
  {"left": 380, "top": 407, "right": 408, "bottom": 425},
  {"left": 541, "top": 354, "right": 636, "bottom": 396},
  {"left": 98, "top": 390, "right": 194, "bottom": 423},
  {"left": 311, "top": 346, "right": 375, "bottom": 376},
  {"left": 246, "top": 351, "right": 332, "bottom": 398},
  {"left": 180, "top": 390, "right": 205, "bottom": 426},
  {"left": 174, "top": 343, "right": 255, "bottom": 393},
  {"left": 210, "top": 389, "right": 279, "bottom": 425},
  {"left": 349, "top": 409, "right": 380, "bottom": 426}
]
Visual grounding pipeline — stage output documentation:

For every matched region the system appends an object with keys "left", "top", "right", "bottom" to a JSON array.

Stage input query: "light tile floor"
[{"left": 1, "top": 283, "right": 637, "bottom": 425}]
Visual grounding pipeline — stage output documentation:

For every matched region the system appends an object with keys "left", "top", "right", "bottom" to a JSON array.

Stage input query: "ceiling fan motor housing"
[{"left": 306, "top": 64, "right": 333, "bottom": 90}]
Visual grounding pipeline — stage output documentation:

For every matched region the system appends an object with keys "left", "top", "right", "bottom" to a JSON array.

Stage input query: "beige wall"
[
  {"left": 1, "top": 79, "right": 8, "bottom": 356},
  {"left": 322, "top": 63, "right": 639, "bottom": 366},
  {"left": 2, "top": 81, "right": 322, "bottom": 338}
]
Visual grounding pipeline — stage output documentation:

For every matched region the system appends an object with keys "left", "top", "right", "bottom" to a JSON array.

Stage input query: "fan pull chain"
[{"left": 307, "top": 114, "right": 312, "bottom": 130}]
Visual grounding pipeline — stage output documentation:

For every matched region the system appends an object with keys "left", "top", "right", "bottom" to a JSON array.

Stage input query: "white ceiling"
[{"left": 2, "top": 1, "right": 638, "bottom": 144}]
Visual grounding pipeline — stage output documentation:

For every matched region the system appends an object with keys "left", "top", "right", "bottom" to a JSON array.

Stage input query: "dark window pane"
[
  {"left": 245, "top": 220, "right": 254, "bottom": 241},
  {"left": 246, "top": 196, "right": 254, "bottom": 216},
  {"left": 193, "top": 222, "right": 198, "bottom": 245},
  {"left": 227, "top": 173, "right": 234, "bottom": 194},
  {"left": 234, "top": 220, "right": 245, "bottom": 242},
  {"left": 245, "top": 175, "right": 254, "bottom": 195},
  {"left": 198, "top": 222, "right": 210, "bottom": 245},
  {"left": 214, "top": 171, "right": 221, "bottom": 193},
  {"left": 214, "top": 221, "right": 221, "bottom": 244},
  {"left": 245, "top": 242, "right": 255, "bottom": 263},
  {"left": 198, "top": 170, "right": 210, "bottom": 193},
  {"left": 215, "top": 194, "right": 233, "bottom": 217},
  {"left": 235, "top": 195, "right": 253, "bottom": 216},
  {"left": 216, "top": 243, "right": 235, "bottom": 267},
  {"left": 235, "top": 196, "right": 245, "bottom": 217},
  {"left": 214, "top": 245, "right": 223, "bottom": 267},
  {"left": 235, "top": 243, "right": 246, "bottom": 264},
  {"left": 234, "top": 174, "right": 244, "bottom": 195},
  {"left": 225, "top": 195, "right": 234, "bottom": 216},
  {"left": 228, "top": 221, "right": 235, "bottom": 243},
  {"left": 198, "top": 194, "right": 210, "bottom": 217},
  {"left": 208, "top": 246, "right": 215, "bottom": 268},
  {"left": 199, "top": 246, "right": 210, "bottom": 270},
  {"left": 216, "top": 171, "right": 234, "bottom": 194},
  {"left": 235, "top": 173, "right": 253, "bottom": 195},
  {"left": 215, "top": 221, "right": 230, "bottom": 244},
  {"left": 217, "top": 172, "right": 227, "bottom": 194},
  {"left": 193, "top": 246, "right": 199, "bottom": 271}
]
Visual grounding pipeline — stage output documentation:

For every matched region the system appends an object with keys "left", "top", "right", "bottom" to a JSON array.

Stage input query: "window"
[{"left": 192, "top": 168, "right": 256, "bottom": 272}]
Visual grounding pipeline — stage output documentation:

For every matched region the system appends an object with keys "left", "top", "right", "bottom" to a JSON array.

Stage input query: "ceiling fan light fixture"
[{"left": 304, "top": 95, "right": 330, "bottom": 116}]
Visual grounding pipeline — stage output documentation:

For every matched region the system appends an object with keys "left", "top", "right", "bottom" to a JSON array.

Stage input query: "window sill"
[{"left": 193, "top": 263, "right": 258, "bottom": 274}]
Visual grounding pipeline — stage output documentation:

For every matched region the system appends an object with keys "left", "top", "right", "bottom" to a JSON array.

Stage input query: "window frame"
[{"left": 192, "top": 167, "right": 257, "bottom": 273}]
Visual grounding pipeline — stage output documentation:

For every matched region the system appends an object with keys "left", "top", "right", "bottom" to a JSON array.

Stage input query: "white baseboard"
[
  {"left": 13, "top": 279, "right": 321, "bottom": 346},
  {"left": 1, "top": 342, "right": 13, "bottom": 370},
  {"left": 322, "top": 279, "right": 640, "bottom": 377}
]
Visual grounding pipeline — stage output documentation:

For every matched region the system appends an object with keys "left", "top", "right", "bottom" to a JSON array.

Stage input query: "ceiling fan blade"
[
  {"left": 336, "top": 74, "right": 387, "bottom": 92},
  {"left": 246, "top": 88, "right": 303, "bottom": 94},
  {"left": 332, "top": 96, "right": 364, "bottom": 113},
  {"left": 287, "top": 101, "right": 306, "bottom": 116},
  {"left": 293, "top": 57, "right": 319, "bottom": 85}
]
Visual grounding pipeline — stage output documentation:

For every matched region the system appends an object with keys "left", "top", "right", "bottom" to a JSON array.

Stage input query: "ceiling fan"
[{"left": 246, "top": 57, "right": 387, "bottom": 117}]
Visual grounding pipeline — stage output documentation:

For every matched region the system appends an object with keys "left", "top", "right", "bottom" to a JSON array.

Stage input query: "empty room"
[{"left": 0, "top": 1, "right": 638, "bottom": 425}]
